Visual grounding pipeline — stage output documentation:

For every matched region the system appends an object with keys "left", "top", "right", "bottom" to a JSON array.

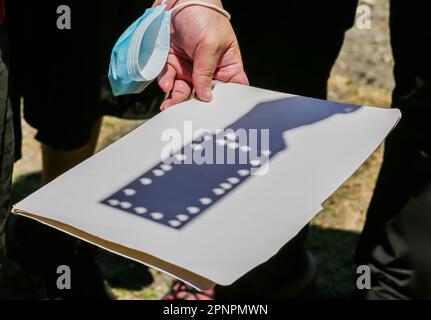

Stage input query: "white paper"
[{"left": 13, "top": 83, "right": 401, "bottom": 288}]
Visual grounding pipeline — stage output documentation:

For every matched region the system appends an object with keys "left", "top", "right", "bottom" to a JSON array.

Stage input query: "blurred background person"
[
  {"left": 0, "top": 0, "right": 16, "bottom": 291},
  {"left": 5, "top": 1, "right": 165, "bottom": 299}
]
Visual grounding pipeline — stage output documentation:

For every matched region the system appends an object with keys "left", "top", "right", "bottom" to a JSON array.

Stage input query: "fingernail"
[
  {"left": 202, "top": 87, "right": 213, "bottom": 101},
  {"left": 162, "top": 80, "right": 172, "bottom": 93}
]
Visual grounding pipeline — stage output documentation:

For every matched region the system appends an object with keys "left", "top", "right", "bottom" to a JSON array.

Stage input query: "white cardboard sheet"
[{"left": 13, "top": 83, "right": 401, "bottom": 289}]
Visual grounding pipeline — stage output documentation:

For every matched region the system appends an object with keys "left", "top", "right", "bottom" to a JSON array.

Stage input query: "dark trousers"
[
  {"left": 6, "top": 1, "right": 161, "bottom": 299},
  {"left": 355, "top": 0, "right": 431, "bottom": 299},
  {"left": 219, "top": 0, "right": 431, "bottom": 299},
  {"left": 0, "top": 25, "right": 14, "bottom": 285}
]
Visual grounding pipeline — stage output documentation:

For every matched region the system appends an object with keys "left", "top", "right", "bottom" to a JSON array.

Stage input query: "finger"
[
  {"left": 192, "top": 41, "right": 225, "bottom": 102},
  {"left": 229, "top": 71, "right": 250, "bottom": 86},
  {"left": 212, "top": 44, "right": 249, "bottom": 85},
  {"left": 158, "top": 64, "right": 176, "bottom": 93},
  {"left": 169, "top": 54, "right": 193, "bottom": 83},
  {"left": 160, "top": 79, "right": 192, "bottom": 111},
  {"left": 214, "top": 66, "right": 249, "bottom": 86}
]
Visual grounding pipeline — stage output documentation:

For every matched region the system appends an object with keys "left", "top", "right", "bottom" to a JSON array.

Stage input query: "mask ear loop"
[{"left": 169, "top": 1, "right": 231, "bottom": 20}]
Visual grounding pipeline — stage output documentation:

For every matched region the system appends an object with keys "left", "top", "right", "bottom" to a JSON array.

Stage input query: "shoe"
[{"left": 164, "top": 281, "right": 215, "bottom": 300}]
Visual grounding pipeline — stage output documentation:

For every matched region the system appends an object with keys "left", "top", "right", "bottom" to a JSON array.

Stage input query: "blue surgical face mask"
[
  {"left": 108, "top": 2, "right": 171, "bottom": 96},
  {"left": 108, "top": 1, "right": 231, "bottom": 97}
]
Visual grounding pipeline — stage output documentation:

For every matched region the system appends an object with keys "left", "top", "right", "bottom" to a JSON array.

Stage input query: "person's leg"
[
  {"left": 41, "top": 119, "right": 102, "bottom": 184},
  {"left": 354, "top": 124, "right": 431, "bottom": 299},
  {"left": 0, "top": 30, "right": 15, "bottom": 285},
  {"left": 408, "top": 182, "right": 431, "bottom": 298},
  {"left": 36, "top": 119, "right": 105, "bottom": 298},
  {"left": 8, "top": 1, "right": 159, "bottom": 299},
  {"left": 6, "top": 1, "right": 112, "bottom": 299},
  {"left": 355, "top": 0, "right": 431, "bottom": 299},
  {"left": 0, "top": 105, "right": 13, "bottom": 288}
]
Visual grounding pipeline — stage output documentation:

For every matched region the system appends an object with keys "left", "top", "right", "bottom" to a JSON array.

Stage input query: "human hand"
[{"left": 153, "top": 0, "right": 249, "bottom": 110}]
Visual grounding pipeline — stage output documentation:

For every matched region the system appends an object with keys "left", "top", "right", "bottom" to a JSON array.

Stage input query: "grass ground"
[{"left": 10, "top": 0, "right": 394, "bottom": 299}]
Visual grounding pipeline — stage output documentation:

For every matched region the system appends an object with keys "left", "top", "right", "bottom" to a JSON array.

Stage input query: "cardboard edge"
[{"left": 12, "top": 208, "right": 215, "bottom": 291}]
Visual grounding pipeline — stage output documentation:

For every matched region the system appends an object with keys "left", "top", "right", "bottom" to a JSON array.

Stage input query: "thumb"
[
  {"left": 192, "top": 42, "right": 224, "bottom": 102},
  {"left": 152, "top": 0, "right": 163, "bottom": 7}
]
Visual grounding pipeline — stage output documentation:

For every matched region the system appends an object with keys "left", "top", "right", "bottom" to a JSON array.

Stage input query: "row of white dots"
[
  {"left": 162, "top": 148, "right": 271, "bottom": 168},
  {"left": 152, "top": 163, "right": 174, "bottom": 177},
  {"left": 107, "top": 200, "right": 168, "bottom": 223},
  {"left": 214, "top": 140, "right": 271, "bottom": 158},
  {"left": 107, "top": 196, "right": 216, "bottom": 228},
  {"left": 195, "top": 132, "right": 237, "bottom": 143},
  {"left": 183, "top": 145, "right": 271, "bottom": 158},
  {"left": 136, "top": 163, "right": 175, "bottom": 186},
  {"left": 212, "top": 171, "right": 244, "bottom": 196},
  {"left": 170, "top": 196, "right": 216, "bottom": 226}
]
